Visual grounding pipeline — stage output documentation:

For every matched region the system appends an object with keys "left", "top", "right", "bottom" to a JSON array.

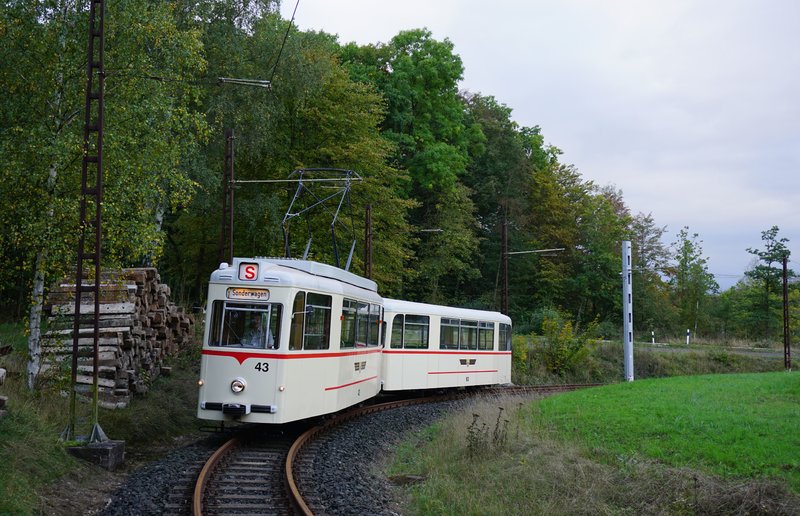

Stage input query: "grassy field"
[
  {"left": 534, "top": 372, "right": 800, "bottom": 490},
  {"left": 390, "top": 373, "right": 800, "bottom": 514}
]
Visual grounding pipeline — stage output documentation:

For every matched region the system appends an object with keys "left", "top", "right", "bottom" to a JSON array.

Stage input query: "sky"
[{"left": 280, "top": 0, "right": 800, "bottom": 290}]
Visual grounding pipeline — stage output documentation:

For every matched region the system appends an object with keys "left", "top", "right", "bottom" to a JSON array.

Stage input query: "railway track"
[
  {"left": 193, "top": 430, "right": 302, "bottom": 515},
  {"left": 193, "top": 383, "right": 600, "bottom": 515}
]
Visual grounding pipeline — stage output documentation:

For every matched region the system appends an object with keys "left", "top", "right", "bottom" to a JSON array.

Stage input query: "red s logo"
[{"left": 239, "top": 263, "right": 258, "bottom": 281}]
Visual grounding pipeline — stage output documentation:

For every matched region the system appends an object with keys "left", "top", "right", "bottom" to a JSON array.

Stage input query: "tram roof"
[
  {"left": 383, "top": 298, "right": 511, "bottom": 324},
  {"left": 210, "top": 257, "right": 379, "bottom": 294}
]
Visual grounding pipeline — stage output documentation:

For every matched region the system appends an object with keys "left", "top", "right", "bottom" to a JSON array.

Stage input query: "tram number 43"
[{"left": 254, "top": 362, "right": 270, "bottom": 372}]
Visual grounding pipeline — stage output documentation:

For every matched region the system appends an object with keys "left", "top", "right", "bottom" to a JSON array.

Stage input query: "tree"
[
  {"left": 629, "top": 212, "right": 674, "bottom": 336},
  {"left": 161, "top": 11, "right": 415, "bottom": 298},
  {"left": 0, "top": 0, "right": 207, "bottom": 388},
  {"left": 668, "top": 227, "right": 718, "bottom": 336},
  {"left": 743, "top": 225, "right": 792, "bottom": 339},
  {"left": 340, "top": 29, "right": 481, "bottom": 302}
]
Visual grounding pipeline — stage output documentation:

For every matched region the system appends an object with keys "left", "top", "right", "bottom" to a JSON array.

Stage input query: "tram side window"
[
  {"left": 288, "top": 292, "right": 331, "bottom": 350},
  {"left": 499, "top": 323, "right": 512, "bottom": 351},
  {"left": 460, "top": 320, "right": 478, "bottom": 350},
  {"left": 404, "top": 315, "right": 429, "bottom": 349},
  {"left": 304, "top": 293, "right": 332, "bottom": 350},
  {"left": 440, "top": 318, "right": 459, "bottom": 349},
  {"left": 289, "top": 293, "right": 305, "bottom": 350},
  {"left": 390, "top": 314, "right": 404, "bottom": 349},
  {"left": 341, "top": 299, "right": 357, "bottom": 349},
  {"left": 368, "top": 304, "right": 381, "bottom": 347},
  {"left": 478, "top": 321, "right": 494, "bottom": 350}
]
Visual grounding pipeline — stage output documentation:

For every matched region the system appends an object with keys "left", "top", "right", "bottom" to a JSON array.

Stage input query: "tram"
[{"left": 196, "top": 257, "right": 512, "bottom": 425}]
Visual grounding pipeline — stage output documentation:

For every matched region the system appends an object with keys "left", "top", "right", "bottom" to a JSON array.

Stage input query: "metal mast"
[
  {"left": 622, "top": 240, "right": 634, "bottom": 382},
  {"left": 64, "top": 0, "right": 107, "bottom": 442}
]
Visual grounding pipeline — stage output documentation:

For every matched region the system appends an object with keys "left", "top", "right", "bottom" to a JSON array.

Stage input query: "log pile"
[{"left": 42, "top": 268, "right": 195, "bottom": 409}]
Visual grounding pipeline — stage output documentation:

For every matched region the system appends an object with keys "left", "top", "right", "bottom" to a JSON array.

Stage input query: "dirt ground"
[{"left": 37, "top": 435, "right": 201, "bottom": 515}]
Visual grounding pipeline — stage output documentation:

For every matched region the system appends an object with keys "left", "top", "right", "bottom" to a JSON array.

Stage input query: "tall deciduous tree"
[
  {"left": 630, "top": 212, "right": 674, "bottom": 335},
  {"left": 669, "top": 227, "right": 718, "bottom": 336},
  {"left": 162, "top": 11, "right": 414, "bottom": 299},
  {"left": 744, "top": 225, "right": 792, "bottom": 338},
  {"left": 0, "top": 0, "right": 207, "bottom": 388},
  {"left": 340, "top": 29, "right": 481, "bottom": 302}
]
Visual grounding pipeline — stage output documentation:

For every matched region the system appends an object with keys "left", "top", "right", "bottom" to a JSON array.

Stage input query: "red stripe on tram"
[{"left": 325, "top": 375, "right": 378, "bottom": 391}]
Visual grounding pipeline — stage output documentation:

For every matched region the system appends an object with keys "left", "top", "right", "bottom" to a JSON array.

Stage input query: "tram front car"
[{"left": 197, "top": 257, "right": 384, "bottom": 425}]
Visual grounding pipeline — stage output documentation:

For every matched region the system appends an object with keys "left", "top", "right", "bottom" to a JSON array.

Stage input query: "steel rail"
[{"left": 192, "top": 436, "right": 239, "bottom": 516}]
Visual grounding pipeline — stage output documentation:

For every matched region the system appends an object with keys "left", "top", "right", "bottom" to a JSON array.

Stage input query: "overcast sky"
[{"left": 281, "top": 0, "right": 800, "bottom": 290}]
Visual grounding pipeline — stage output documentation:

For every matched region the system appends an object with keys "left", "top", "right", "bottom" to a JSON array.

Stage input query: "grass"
[
  {"left": 0, "top": 398, "right": 79, "bottom": 513},
  {"left": 0, "top": 322, "right": 202, "bottom": 514},
  {"left": 534, "top": 372, "right": 800, "bottom": 490},
  {"left": 390, "top": 374, "right": 800, "bottom": 514}
]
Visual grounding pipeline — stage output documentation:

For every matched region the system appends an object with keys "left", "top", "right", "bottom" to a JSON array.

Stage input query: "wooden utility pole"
[
  {"left": 364, "top": 204, "right": 372, "bottom": 279},
  {"left": 218, "top": 128, "right": 235, "bottom": 264},
  {"left": 783, "top": 255, "right": 791, "bottom": 370}
]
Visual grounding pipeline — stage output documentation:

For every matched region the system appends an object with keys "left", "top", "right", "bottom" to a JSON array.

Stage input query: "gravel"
[
  {"left": 94, "top": 400, "right": 462, "bottom": 515},
  {"left": 298, "top": 400, "right": 464, "bottom": 516},
  {"left": 99, "top": 437, "right": 222, "bottom": 516}
]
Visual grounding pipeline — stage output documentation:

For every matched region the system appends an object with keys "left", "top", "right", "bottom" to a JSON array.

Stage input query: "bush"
[{"left": 537, "top": 316, "right": 599, "bottom": 377}]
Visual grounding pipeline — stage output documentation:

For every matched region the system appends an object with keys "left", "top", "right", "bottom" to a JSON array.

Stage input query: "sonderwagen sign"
[{"left": 226, "top": 287, "right": 270, "bottom": 301}]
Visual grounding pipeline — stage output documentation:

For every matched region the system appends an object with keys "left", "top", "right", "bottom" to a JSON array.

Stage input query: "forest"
[{"left": 1, "top": 0, "right": 797, "bottom": 345}]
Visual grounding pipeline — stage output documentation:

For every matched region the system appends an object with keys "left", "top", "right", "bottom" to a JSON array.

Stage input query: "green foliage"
[
  {"left": 536, "top": 315, "right": 599, "bottom": 377},
  {"left": 668, "top": 227, "right": 719, "bottom": 335},
  {"left": 2, "top": 3, "right": 793, "bottom": 347},
  {"left": 0, "top": 0, "right": 208, "bottom": 326}
]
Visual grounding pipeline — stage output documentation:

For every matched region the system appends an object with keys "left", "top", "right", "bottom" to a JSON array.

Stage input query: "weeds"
[{"left": 466, "top": 406, "right": 510, "bottom": 457}]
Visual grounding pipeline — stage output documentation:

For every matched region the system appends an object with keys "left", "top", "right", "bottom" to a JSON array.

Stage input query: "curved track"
[
  {"left": 193, "top": 431, "right": 301, "bottom": 515},
  {"left": 194, "top": 383, "right": 600, "bottom": 516}
]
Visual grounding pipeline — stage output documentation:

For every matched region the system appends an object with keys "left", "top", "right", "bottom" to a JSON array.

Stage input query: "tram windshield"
[{"left": 209, "top": 301, "right": 282, "bottom": 349}]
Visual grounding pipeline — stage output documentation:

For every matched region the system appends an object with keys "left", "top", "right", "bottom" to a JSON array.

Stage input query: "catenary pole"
[{"left": 622, "top": 241, "right": 634, "bottom": 381}]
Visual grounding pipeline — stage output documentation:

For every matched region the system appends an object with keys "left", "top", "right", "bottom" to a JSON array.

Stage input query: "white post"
[
  {"left": 622, "top": 241, "right": 634, "bottom": 381},
  {"left": 686, "top": 329, "right": 690, "bottom": 345},
  {"left": 651, "top": 331, "right": 655, "bottom": 345}
]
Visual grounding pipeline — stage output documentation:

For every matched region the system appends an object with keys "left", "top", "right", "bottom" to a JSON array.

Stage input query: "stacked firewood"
[{"left": 42, "top": 268, "right": 195, "bottom": 409}]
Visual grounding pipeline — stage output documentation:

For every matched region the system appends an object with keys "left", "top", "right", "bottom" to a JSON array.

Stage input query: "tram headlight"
[{"left": 230, "top": 378, "right": 247, "bottom": 393}]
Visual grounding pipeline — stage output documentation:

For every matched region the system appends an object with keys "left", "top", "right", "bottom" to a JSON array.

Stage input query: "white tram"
[
  {"left": 197, "top": 257, "right": 384, "bottom": 424},
  {"left": 197, "top": 257, "right": 513, "bottom": 425},
  {"left": 381, "top": 299, "right": 512, "bottom": 391}
]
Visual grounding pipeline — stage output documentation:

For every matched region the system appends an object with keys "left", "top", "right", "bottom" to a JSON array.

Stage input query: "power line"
[{"left": 268, "top": 0, "right": 299, "bottom": 85}]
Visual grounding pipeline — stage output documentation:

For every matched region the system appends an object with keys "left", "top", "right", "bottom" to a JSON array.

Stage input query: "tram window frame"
[
  {"left": 478, "top": 321, "right": 494, "bottom": 350},
  {"left": 390, "top": 314, "right": 404, "bottom": 349},
  {"left": 367, "top": 303, "right": 381, "bottom": 347},
  {"left": 499, "top": 323, "right": 512, "bottom": 351},
  {"left": 440, "top": 318, "right": 459, "bottom": 349},
  {"left": 404, "top": 315, "right": 429, "bottom": 349},
  {"left": 460, "top": 320, "right": 478, "bottom": 350},
  {"left": 340, "top": 299, "right": 357, "bottom": 349},
  {"left": 209, "top": 301, "right": 281, "bottom": 349},
  {"left": 289, "top": 291, "right": 332, "bottom": 350}
]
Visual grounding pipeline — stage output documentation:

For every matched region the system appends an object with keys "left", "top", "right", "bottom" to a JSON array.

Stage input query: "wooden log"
[{"left": 51, "top": 302, "right": 136, "bottom": 316}]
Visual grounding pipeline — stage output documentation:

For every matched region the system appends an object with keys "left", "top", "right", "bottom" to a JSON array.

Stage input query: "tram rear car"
[
  {"left": 197, "top": 258, "right": 383, "bottom": 424},
  {"left": 381, "top": 299, "right": 512, "bottom": 391}
]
